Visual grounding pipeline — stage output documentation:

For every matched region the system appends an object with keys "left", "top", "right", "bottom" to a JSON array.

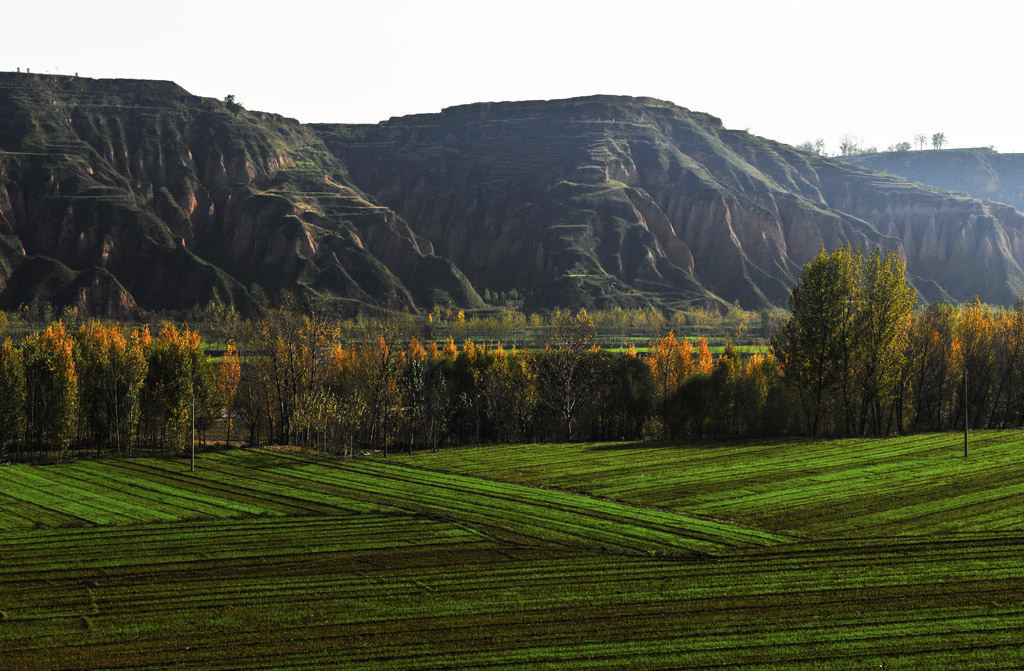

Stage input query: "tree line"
[
  {"left": 798, "top": 132, "right": 949, "bottom": 156},
  {"left": 0, "top": 322, "right": 225, "bottom": 460},
  {"left": 773, "top": 246, "right": 1024, "bottom": 437},
  {"left": 2, "top": 245, "right": 1024, "bottom": 459}
]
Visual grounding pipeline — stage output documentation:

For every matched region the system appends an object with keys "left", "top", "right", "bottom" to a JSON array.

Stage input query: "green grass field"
[
  {"left": 396, "top": 432, "right": 1024, "bottom": 537},
  {"left": 2, "top": 434, "right": 1024, "bottom": 668}
]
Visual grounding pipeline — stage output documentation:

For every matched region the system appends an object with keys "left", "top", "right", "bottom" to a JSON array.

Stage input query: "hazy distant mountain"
[
  {"left": 4, "top": 73, "right": 1024, "bottom": 316},
  {"left": 846, "top": 147, "right": 1024, "bottom": 212}
]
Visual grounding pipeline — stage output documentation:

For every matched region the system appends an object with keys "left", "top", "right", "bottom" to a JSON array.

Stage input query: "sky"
[{"left": 5, "top": 0, "right": 1023, "bottom": 153}]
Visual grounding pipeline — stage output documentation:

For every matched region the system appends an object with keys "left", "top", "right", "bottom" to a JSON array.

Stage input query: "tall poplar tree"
[
  {"left": 647, "top": 331, "right": 693, "bottom": 436},
  {"left": 537, "top": 308, "right": 597, "bottom": 441},
  {"left": 774, "top": 246, "right": 860, "bottom": 436},
  {"left": 22, "top": 322, "right": 78, "bottom": 453},
  {"left": 907, "top": 302, "right": 959, "bottom": 431},
  {"left": 217, "top": 341, "right": 241, "bottom": 446},
  {"left": 854, "top": 249, "right": 917, "bottom": 435},
  {"left": 0, "top": 338, "right": 25, "bottom": 455},
  {"left": 775, "top": 246, "right": 917, "bottom": 436}
]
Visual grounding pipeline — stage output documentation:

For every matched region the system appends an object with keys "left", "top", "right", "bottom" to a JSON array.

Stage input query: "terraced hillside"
[
  {"left": 4, "top": 437, "right": 1024, "bottom": 669},
  {"left": 848, "top": 147, "right": 1024, "bottom": 212}
]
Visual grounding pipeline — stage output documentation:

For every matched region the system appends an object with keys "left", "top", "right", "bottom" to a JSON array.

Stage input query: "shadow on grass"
[
  {"left": 583, "top": 439, "right": 701, "bottom": 452},
  {"left": 582, "top": 436, "right": 820, "bottom": 452}
]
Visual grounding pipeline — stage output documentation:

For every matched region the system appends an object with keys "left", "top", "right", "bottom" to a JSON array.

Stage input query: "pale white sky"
[{"left": 5, "top": 1, "right": 1022, "bottom": 153}]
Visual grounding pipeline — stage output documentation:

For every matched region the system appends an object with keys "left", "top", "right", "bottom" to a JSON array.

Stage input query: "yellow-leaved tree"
[
  {"left": 74, "top": 322, "right": 148, "bottom": 454},
  {"left": 143, "top": 324, "right": 215, "bottom": 452},
  {"left": 22, "top": 321, "right": 78, "bottom": 454},
  {"left": 646, "top": 330, "right": 693, "bottom": 436}
]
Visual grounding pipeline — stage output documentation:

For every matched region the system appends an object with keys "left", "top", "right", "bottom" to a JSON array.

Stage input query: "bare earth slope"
[
  {"left": 0, "top": 73, "right": 481, "bottom": 316},
  {"left": 4, "top": 76, "right": 1024, "bottom": 315},
  {"left": 317, "top": 96, "right": 1024, "bottom": 309}
]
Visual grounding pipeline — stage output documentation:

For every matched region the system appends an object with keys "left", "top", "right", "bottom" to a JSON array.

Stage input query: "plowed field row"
[{"left": 3, "top": 524, "right": 1024, "bottom": 670}]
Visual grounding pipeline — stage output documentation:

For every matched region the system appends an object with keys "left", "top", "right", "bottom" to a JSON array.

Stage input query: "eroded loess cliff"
[
  {"left": 317, "top": 96, "right": 1024, "bottom": 309},
  {"left": 5, "top": 77, "right": 1024, "bottom": 316},
  {"left": 0, "top": 73, "right": 481, "bottom": 317}
]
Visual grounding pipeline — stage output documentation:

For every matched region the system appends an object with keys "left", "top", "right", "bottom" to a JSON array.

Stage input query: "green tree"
[
  {"left": 672, "top": 372, "right": 713, "bottom": 439},
  {"left": 423, "top": 357, "right": 456, "bottom": 452},
  {"left": 482, "top": 344, "right": 538, "bottom": 444},
  {"left": 400, "top": 338, "right": 430, "bottom": 451},
  {"left": 737, "top": 352, "right": 785, "bottom": 436},
  {"left": 853, "top": 249, "right": 917, "bottom": 435},
  {"left": 247, "top": 296, "right": 333, "bottom": 444},
  {"left": 355, "top": 320, "right": 405, "bottom": 454},
  {"left": 796, "top": 138, "right": 826, "bottom": 155},
  {"left": 453, "top": 341, "right": 488, "bottom": 445},
  {"left": 603, "top": 352, "right": 655, "bottom": 440},
  {"left": 224, "top": 94, "right": 242, "bottom": 115},
  {"left": 292, "top": 387, "right": 339, "bottom": 454},
  {"left": 988, "top": 303, "right": 1024, "bottom": 427},
  {"left": 120, "top": 327, "right": 151, "bottom": 453},
  {"left": 708, "top": 340, "right": 741, "bottom": 437},
  {"left": 839, "top": 133, "right": 863, "bottom": 156},
  {"left": 75, "top": 321, "right": 116, "bottom": 452},
  {"left": 325, "top": 343, "right": 367, "bottom": 456},
  {"left": 217, "top": 340, "right": 241, "bottom": 446},
  {"left": 74, "top": 321, "right": 148, "bottom": 453},
  {"left": 142, "top": 324, "right": 213, "bottom": 452},
  {"left": 957, "top": 299, "right": 996, "bottom": 429},
  {"left": 774, "top": 246, "right": 860, "bottom": 435}
]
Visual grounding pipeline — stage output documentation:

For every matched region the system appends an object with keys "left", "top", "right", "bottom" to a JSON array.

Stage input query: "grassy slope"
[
  {"left": 0, "top": 451, "right": 784, "bottom": 552},
  {"left": 396, "top": 432, "right": 1024, "bottom": 537},
  {"left": 2, "top": 437, "right": 1024, "bottom": 668}
]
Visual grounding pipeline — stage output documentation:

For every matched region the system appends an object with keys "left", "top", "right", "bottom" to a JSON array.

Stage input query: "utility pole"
[{"left": 963, "top": 365, "right": 968, "bottom": 458}]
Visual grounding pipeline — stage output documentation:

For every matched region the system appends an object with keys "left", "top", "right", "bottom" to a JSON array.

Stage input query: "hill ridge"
[{"left": 6, "top": 74, "right": 1024, "bottom": 314}]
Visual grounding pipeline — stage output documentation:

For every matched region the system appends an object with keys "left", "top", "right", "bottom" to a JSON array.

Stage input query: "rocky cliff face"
[
  {"left": 0, "top": 73, "right": 481, "bottom": 317},
  {"left": 316, "top": 97, "right": 1024, "bottom": 309}
]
